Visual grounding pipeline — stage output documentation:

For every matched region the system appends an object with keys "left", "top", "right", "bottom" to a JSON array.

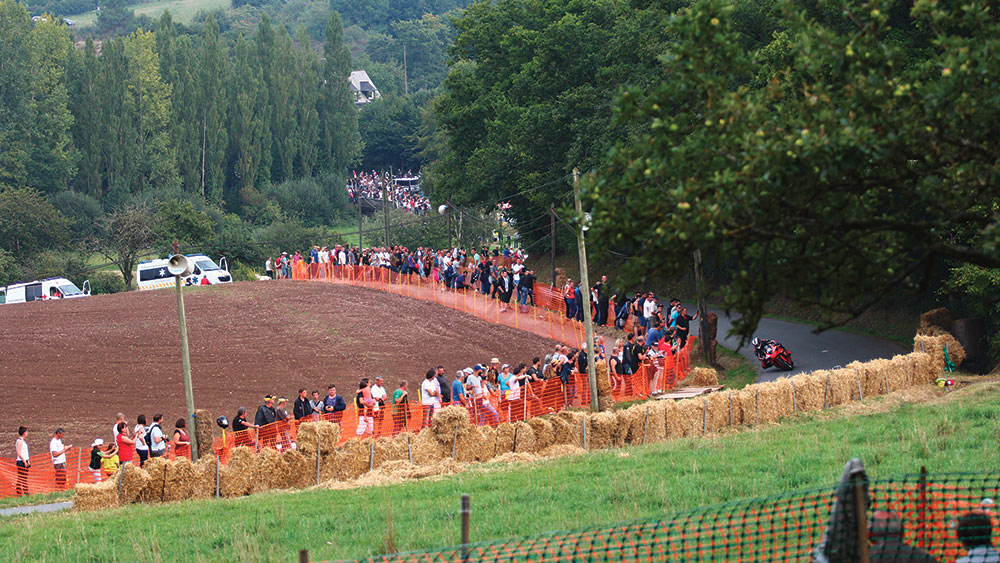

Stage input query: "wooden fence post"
[
  {"left": 461, "top": 494, "right": 471, "bottom": 563},
  {"left": 315, "top": 435, "right": 321, "bottom": 486},
  {"left": 642, "top": 407, "right": 649, "bottom": 444}
]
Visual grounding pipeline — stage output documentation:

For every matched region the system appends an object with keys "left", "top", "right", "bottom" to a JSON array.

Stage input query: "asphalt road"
[{"left": 692, "top": 309, "right": 908, "bottom": 383}]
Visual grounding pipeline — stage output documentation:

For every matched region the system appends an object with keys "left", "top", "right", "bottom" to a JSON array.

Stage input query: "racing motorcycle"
[{"left": 752, "top": 337, "right": 794, "bottom": 371}]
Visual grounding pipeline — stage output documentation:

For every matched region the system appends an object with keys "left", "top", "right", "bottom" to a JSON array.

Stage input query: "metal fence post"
[
  {"left": 315, "top": 435, "right": 321, "bottom": 486},
  {"left": 215, "top": 455, "right": 220, "bottom": 498},
  {"left": 461, "top": 494, "right": 471, "bottom": 563},
  {"left": 755, "top": 389, "right": 759, "bottom": 426},
  {"left": 702, "top": 399, "right": 707, "bottom": 434},
  {"left": 452, "top": 425, "right": 459, "bottom": 460},
  {"left": 582, "top": 418, "right": 588, "bottom": 450},
  {"left": 369, "top": 441, "right": 375, "bottom": 472},
  {"left": 824, "top": 374, "right": 830, "bottom": 408},
  {"left": 791, "top": 381, "right": 797, "bottom": 413},
  {"left": 512, "top": 427, "right": 518, "bottom": 453}
]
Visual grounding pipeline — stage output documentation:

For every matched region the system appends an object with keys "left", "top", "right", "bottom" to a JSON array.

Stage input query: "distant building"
[{"left": 349, "top": 70, "right": 381, "bottom": 107}]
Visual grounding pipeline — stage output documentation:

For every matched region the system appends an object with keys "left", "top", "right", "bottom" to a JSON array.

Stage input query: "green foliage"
[
  {"left": 0, "top": 187, "right": 71, "bottom": 257},
  {"left": 205, "top": 213, "right": 256, "bottom": 264},
  {"left": 588, "top": 0, "right": 1000, "bottom": 343},
  {"left": 154, "top": 199, "right": 215, "bottom": 248},
  {"left": 92, "top": 203, "right": 159, "bottom": 290},
  {"left": 228, "top": 259, "right": 260, "bottom": 281},
  {"left": 96, "top": 0, "right": 137, "bottom": 36},
  {"left": 261, "top": 172, "right": 347, "bottom": 227},
  {"left": 0, "top": 0, "right": 34, "bottom": 190},
  {"left": 0, "top": 249, "right": 17, "bottom": 286},
  {"left": 944, "top": 264, "right": 1000, "bottom": 364},
  {"left": 49, "top": 190, "right": 103, "bottom": 241},
  {"left": 87, "top": 270, "right": 127, "bottom": 294},
  {"left": 357, "top": 95, "right": 422, "bottom": 172}
]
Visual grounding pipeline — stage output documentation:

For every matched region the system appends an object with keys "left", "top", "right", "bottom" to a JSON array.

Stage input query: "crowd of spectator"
[{"left": 347, "top": 171, "right": 430, "bottom": 214}]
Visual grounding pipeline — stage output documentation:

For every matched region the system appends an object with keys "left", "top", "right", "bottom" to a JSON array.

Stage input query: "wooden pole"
[
  {"left": 791, "top": 381, "right": 797, "bottom": 413},
  {"left": 824, "top": 374, "right": 830, "bottom": 408},
  {"left": 452, "top": 425, "right": 459, "bottom": 460},
  {"left": 315, "top": 435, "right": 321, "bottom": 486},
  {"left": 642, "top": 407, "right": 649, "bottom": 444},
  {"left": 550, "top": 204, "right": 556, "bottom": 287},
  {"left": 853, "top": 478, "right": 871, "bottom": 563},
  {"left": 369, "top": 441, "right": 375, "bottom": 471},
  {"left": 299, "top": 549, "right": 309, "bottom": 563},
  {"left": 572, "top": 168, "right": 599, "bottom": 413}
]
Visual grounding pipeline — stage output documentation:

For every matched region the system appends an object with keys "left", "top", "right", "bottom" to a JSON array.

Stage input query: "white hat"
[{"left": 91, "top": 438, "right": 104, "bottom": 447}]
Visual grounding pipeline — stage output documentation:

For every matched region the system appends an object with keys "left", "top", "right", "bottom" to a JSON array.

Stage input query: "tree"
[
  {"left": 588, "top": 0, "right": 1000, "bottom": 342},
  {"left": 0, "top": 187, "right": 71, "bottom": 257},
  {"left": 154, "top": 199, "right": 214, "bottom": 249},
  {"left": 318, "top": 12, "right": 361, "bottom": 174},
  {"left": 26, "top": 15, "right": 77, "bottom": 194},
  {"left": 357, "top": 95, "right": 422, "bottom": 171},
  {"left": 67, "top": 38, "right": 103, "bottom": 198},
  {"left": 92, "top": 203, "right": 159, "bottom": 291},
  {"left": 96, "top": 0, "right": 137, "bottom": 37},
  {"left": 0, "top": 0, "right": 32, "bottom": 190}
]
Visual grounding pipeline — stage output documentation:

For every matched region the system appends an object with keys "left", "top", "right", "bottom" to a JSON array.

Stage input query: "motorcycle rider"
[{"left": 752, "top": 337, "right": 778, "bottom": 363}]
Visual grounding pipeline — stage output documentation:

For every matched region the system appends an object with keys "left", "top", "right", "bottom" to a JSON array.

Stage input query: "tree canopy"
[{"left": 586, "top": 0, "right": 1000, "bottom": 341}]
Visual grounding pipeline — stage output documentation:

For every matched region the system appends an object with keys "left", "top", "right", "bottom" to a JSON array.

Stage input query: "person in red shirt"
[
  {"left": 115, "top": 421, "right": 137, "bottom": 465},
  {"left": 173, "top": 418, "right": 191, "bottom": 459}
]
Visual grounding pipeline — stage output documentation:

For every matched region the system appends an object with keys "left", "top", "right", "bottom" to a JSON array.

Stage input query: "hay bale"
[
  {"left": 296, "top": 421, "right": 341, "bottom": 457},
  {"left": 191, "top": 455, "right": 218, "bottom": 499},
  {"left": 139, "top": 456, "right": 170, "bottom": 503},
  {"left": 161, "top": 458, "right": 199, "bottom": 502},
  {"left": 667, "top": 399, "right": 701, "bottom": 437},
  {"left": 526, "top": 417, "right": 555, "bottom": 450},
  {"left": 372, "top": 436, "right": 407, "bottom": 469},
  {"left": 620, "top": 404, "right": 647, "bottom": 445},
  {"left": 688, "top": 367, "right": 720, "bottom": 387},
  {"left": 914, "top": 334, "right": 966, "bottom": 370},
  {"left": 220, "top": 446, "right": 256, "bottom": 497},
  {"left": 194, "top": 409, "right": 214, "bottom": 458},
  {"left": 251, "top": 447, "right": 284, "bottom": 493},
  {"left": 919, "top": 308, "right": 953, "bottom": 332},
  {"left": 826, "top": 368, "right": 857, "bottom": 406},
  {"left": 755, "top": 379, "right": 794, "bottom": 424},
  {"left": 429, "top": 406, "right": 473, "bottom": 444},
  {"left": 117, "top": 461, "right": 150, "bottom": 504},
  {"left": 793, "top": 372, "right": 827, "bottom": 412},
  {"left": 332, "top": 437, "right": 375, "bottom": 481},
  {"left": 733, "top": 388, "right": 759, "bottom": 426},
  {"left": 279, "top": 449, "right": 313, "bottom": 489},
  {"left": 588, "top": 411, "right": 626, "bottom": 449},
  {"left": 595, "top": 360, "right": 614, "bottom": 411},
  {"left": 74, "top": 479, "right": 119, "bottom": 511},
  {"left": 409, "top": 430, "right": 447, "bottom": 466},
  {"left": 492, "top": 452, "right": 541, "bottom": 464},
  {"left": 552, "top": 411, "right": 587, "bottom": 448},
  {"left": 645, "top": 401, "right": 667, "bottom": 442},
  {"left": 704, "top": 392, "right": 731, "bottom": 432}
]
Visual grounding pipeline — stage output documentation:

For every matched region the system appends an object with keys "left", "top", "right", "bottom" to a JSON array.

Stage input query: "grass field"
[
  {"left": 72, "top": 0, "right": 229, "bottom": 27},
  {"left": 2, "top": 378, "right": 997, "bottom": 561}
]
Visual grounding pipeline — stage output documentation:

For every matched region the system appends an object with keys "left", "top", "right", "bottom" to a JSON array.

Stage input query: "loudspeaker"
[{"left": 167, "top": 254, "right": 192, "bottom": 277}]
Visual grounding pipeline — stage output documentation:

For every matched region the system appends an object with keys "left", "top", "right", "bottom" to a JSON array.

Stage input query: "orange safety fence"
[{"left": 323, "top": 472, "right": 1000, "bottom": 563}]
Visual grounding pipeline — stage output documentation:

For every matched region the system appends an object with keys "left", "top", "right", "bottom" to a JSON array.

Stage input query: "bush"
[
  {"left": 50, "top": 191, "right": 104, "bottom": 242},
  {"left": 261, "top": 172, "right": 348, "bottom": 227},
  {"left": 87, "top": 271, "right": 126, "bottom": 295},
  {"left": 229, "top": 260, "right": 260, "bottom": 282}
]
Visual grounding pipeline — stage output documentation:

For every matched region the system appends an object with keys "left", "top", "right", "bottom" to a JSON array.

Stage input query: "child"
[{"left": 101, "top": 442, "right": 120, "bottom": 478}]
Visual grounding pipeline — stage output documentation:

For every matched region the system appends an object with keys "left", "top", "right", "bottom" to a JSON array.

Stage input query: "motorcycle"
[{"left": 754, "top": 338, "right": 794, "bottom": 371}]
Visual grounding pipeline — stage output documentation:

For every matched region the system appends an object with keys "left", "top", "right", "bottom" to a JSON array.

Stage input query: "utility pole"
[
  {"left": 169, "top": 243, "right": 198, "bottom": 461},
  {"left": 448, "top": 212, "right": 453, "bottom": 249},
  {"left": 550, "top": 204, "right": 556, "bottom": 287},
  {"left": 572, "top": 169, "right": 599, "bottom": 412}
]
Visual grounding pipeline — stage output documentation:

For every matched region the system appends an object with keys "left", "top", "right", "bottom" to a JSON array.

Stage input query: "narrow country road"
[{"left": 692, "top": 309, "right": 908, "bottom": 383}]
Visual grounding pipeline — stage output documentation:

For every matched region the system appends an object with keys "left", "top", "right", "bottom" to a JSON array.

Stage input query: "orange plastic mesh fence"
[{"left": 324, "top": 472, "right": 1000, "bottom": 563}]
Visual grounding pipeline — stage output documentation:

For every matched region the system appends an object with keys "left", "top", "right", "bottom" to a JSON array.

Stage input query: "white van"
[
  {"left": 136, "top": 254, "right": 232, "bottom": 291},
  {"left": 1, "top": 277, "right": 89, "bottom": 305}
]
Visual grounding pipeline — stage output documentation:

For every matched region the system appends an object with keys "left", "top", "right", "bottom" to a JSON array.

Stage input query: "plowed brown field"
[{"left": 0, "top": 280, "right": 558, "bottom": 455}]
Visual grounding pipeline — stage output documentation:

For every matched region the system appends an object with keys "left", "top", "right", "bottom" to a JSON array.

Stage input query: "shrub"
[
  {"left": 87, "top": 271, "right": 126, "bottom": 295},
  {"left": 229, "top": 260, "right": 260, "bottom": 282}
]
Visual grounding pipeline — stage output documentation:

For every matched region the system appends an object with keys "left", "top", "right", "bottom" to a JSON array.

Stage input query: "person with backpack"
[{"left": 147, "top": 413, "right": 167, "bottom": 459}]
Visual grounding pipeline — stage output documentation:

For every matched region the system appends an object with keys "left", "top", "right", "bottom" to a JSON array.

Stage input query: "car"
[{"left": 1, "top": 277, "right": 90, "bottom": 304}]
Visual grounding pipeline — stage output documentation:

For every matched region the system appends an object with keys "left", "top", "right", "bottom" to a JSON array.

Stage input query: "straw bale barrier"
[
  {"left": 194, "top": 409, "right": 214, "bottom": 458},
  {"left": 75, "top": 341, "right": 953, "bottom": 512},
  {"left": 595, "top": 360, "right": 614, "bottom": 411},
  {"left": 914, "top": 334, "right": 966, "bottom": 369},
  {"left": 688, "top": 367, "right": 720, "bottom": 387},
  {"left": 920, "top": 308, "right": 953, "bottom": 332}
]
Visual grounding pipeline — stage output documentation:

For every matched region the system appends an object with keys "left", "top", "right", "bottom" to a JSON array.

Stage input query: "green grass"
[
  {"left": 3, "top": 380, "right": 998, "bottom": 561},
  {"left": 72, "top": 0, "right": 229, "bottom": 27},
  {"left": 0, "top": 490, "right": 72, "bottom": 510}
]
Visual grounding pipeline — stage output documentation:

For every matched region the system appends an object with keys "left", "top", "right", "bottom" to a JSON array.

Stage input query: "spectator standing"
[
  {"left": 371, "top": 377, "right": 388, "bottom": 432},
  {"left": 593, "top": 276, "right": 615, "bottom": 327},
  {"left": 49, "top": 428, "right": 70, "bottom": 490},
  {"left": 293, "top": 388, "right": 314, "bottom": 420},
  {"left": 148, "top": 414, "right": 167, "bottom": 459},
  {"left": 645, "top": 319, "right": 663, "bottom": 348},
  {"left": 518, "top": 269, "right": 536, "bottom": 311},
  {"left": 112, "top": 412, "right": 125, "bottom": 442},
  {"left": 467, "top": 365, "right": 499, "bottom": 425},
  {"left": 265, "top": 257, "right": 273, "bottom": 279},
  {"left": 232, "top": 407, "right": 258, "bottom": 447},
  {"left": 956, "top": 511, "right": 1000, "bottom": 563},
  {"left": 275, "top": 397, "right": 292, "bottom": 449},
  {"left": 255, "top": 395, "right": 277, "bottom": 428},
  {"left": 392, "top": 381, "right": 409, "bottom": 433},
  {"left": 134, "top": 414, "right": 149, "bottom": 467},
  {"left": 115, "top": 421, "right": 136, "bottom": 466},
  {"left": 88, "top": 439, "right": 104, "bottom": 482},
  {"left": 867, "top": 510, "right": 937, "bottom": 563},
  {"left": 643, "top": 294, "right": 658, "bottom": 329},
  {"left": 436, "top": 366, "right": 451, "bottom": 405},
  {"left": 674, "top": 306, "right": 698, "bottom": 349},
  {"left": 355, "top": 379, "right": 376, "bottom": 436},
  {"left": 323, "top": 386, "right": 347, "bottom": 424},
  {"left": 564, "top": 280, "right": 577, "bottom": 319},
  {"left": 452, "top": 371, "right": 468, "bottom": 408},
  {"left": 309, "top": 391, "right": 325, "bottom": 416},
  {"left": 421, "top": 369, "right": 441, "bottom": 428},
  {"left": 173, "top": 419, "right": 191, "bottom": 459},
  {"left": 100, "top": 442, "right": 120, "bottom": 478},
  {"left": 560, "top": 349, "right": 578, "bottom": 405}
]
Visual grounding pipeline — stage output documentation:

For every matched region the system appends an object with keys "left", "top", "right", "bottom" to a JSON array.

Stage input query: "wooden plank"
[{"left": 654, "top": 386, "right": 724, "bottom": 400}]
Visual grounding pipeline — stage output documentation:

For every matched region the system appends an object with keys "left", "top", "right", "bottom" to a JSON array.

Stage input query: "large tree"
[
  {"left": 91, "top": 203, "right": 159, "bottom": 291},
  {"left": 588, "top": 0, "right": 1000, "bottom": 341}
]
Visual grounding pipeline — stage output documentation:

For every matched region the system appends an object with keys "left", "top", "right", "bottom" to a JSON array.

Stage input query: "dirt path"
[{"left": 0, "top": 281, "right": 559, "bottom": 455}]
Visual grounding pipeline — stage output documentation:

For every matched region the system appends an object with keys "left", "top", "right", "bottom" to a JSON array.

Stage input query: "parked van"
[
  {"left": 136, "top": 254, "right": 232, "bottom": 291},
  {"left": 1, "top": 277, "right": 89, "bottom": 305}
]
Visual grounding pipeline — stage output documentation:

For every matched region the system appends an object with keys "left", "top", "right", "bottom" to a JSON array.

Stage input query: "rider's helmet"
[{"left": 751, "top": 337, "right": 760, "bottom": 349}]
